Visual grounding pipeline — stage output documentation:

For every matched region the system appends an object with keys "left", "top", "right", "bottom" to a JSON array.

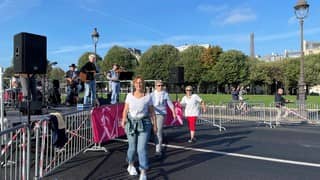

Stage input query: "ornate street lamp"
[
  {"left": 91, "top": 27, "right": 100, "bottom": 57},
  {"left": 294, "top": 0, "right": 309, "bottom": 107}
]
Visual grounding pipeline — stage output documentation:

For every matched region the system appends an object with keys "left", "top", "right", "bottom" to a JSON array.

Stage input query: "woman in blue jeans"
[{"left": 121, "top": 75, "right": 157, "bottom": 180}]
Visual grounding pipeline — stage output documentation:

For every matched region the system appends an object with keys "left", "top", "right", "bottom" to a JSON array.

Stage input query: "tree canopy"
[{"left": 135, "top": 44, "right": 180, "bottom": 81}]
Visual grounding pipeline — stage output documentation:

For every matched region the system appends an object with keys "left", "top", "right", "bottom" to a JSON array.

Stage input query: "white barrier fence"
[
  {"left": 0, "top": 110, "right": 92, "bottom": 180},
  {"left": 0, "top": 123, "right": 30, "bottom": 180},
  {"left": 1, "top": 102, "right": 320, "bottom": 179},
  {"left": 196, "top": 102, "right": 319, "bottom": 129}
]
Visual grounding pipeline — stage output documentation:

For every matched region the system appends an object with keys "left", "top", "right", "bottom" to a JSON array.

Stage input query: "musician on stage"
[
  {"left": 106, "top": 64, "right": 120, "bottom": 104},
  {"left": 80, "top": 54, "right": 98, "bottom": 106},
  {"left": 65, "top": 64, "right": 80, "bottom": 105}
]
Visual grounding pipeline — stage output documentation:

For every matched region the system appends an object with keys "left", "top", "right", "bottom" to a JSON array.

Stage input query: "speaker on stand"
[
  {"left": 13, "top": 32, "right": 47, "bottom": 124},
  {"left": 169, "top": 67, "right": 184, "bottom": 101}
]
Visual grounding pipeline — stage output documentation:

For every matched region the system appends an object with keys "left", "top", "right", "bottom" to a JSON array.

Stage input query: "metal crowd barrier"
[
  {"left": 0, "top": 110, "right": 92, "bottom": 180},
  {"left": 218, "top": 101, "right": 266, "bottom": 125},
  {"left": 0, "top": 123, "right": 30, "bottom": 180},
  {"left": 198, "top": 104, "right": 226, "bottom": 131},
  {"left": 268, "top": 103, "right": 320, "bottom": 128},
  {"left": 33, "top": 110, "right": 92, "bottom": 178}
]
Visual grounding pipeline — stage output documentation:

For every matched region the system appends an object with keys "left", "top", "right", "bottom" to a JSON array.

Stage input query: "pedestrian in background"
[
  {"left": 151, "top": 80, "right": 176, "bottom": 156},
  {"left": 275, "top": 88, "right": 290, "bottom": 125},
  {"left": 180, "top": 85, "right": 206, "bottom": 143}
]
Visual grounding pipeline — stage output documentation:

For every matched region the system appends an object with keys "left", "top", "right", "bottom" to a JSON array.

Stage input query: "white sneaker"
[
  {"left": 127, "top": 165, "right": 138, "bottom": 176},
  {"left": 139, "top": 173, "right": 147, "bottom": 180}
]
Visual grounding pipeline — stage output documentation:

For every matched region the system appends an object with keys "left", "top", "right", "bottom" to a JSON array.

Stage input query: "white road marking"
[{"left": 115, "top": 138, "right": 320, "bottom": 168}]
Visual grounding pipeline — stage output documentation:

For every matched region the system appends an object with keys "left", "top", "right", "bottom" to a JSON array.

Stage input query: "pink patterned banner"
[
  {"left": 91, "top": 102, "right": 183, "bottom": 143},
  {"left": 164, "top": 102, "right": 184, "bottom": 126},
  {"left": 91, "top": 104, "right": 125, "bottom": 143}
]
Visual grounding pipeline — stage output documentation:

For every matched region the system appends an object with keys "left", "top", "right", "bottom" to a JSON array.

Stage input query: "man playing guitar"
[
  {"left": 80, "top": 54, "right": 98, "bottom": 106},
  {"left": 65, "top": 64, "right": 80, "bottom": 105}
]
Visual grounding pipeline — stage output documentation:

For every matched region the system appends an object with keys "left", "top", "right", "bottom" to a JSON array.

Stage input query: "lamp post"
[
  {"left": 91, "top": 27, "right": 100, "bottom": 57},
  {"left": 294, "top": 0, "right": 309, "bottom": 107}
]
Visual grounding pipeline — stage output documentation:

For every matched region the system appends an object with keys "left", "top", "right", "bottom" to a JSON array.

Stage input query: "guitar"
[
  {"left": 79, "top": 71, "right": 97, "bottom": 82},
  {"left": 79, "top": 72, "right": 87, "bottom": 82}
]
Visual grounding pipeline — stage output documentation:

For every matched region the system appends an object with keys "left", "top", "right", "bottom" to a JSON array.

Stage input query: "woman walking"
[
  {"left": 121, "top": 76, "right": 157, "bottom": 180},
  {"left": 180, "top": 86, "right": 206, "bottom": 143}
]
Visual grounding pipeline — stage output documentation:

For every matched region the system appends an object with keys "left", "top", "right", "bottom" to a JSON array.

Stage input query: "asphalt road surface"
[{"left": 43, "top": 122, "right": 320, "bottom": 180}]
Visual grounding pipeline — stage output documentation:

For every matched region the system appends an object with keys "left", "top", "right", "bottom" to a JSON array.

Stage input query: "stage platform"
[{"left": 4, "top": 105, "right": 78, "bottom": 127}]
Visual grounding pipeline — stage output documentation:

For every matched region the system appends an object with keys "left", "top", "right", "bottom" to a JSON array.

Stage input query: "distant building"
[
  {"left": 259, "top": 40, "right": 320, "bottom": 62},
  {"left": 304, "top": 40, "right": 320, "bottom": 55},
  {"left": 128, "top": 48, "right": 142, "bottom": 62},
  {"left": 250, "top": 33, "right": 255, "bottom": 59},
  {"left": 309, "top": 85, "right": 320, "bottom": 95},
  {"left": 260, "top": 52, "right": 285, "bottom": 62},
  {"left": 176, "top": 44, "right": 210, "bottom": 52}
]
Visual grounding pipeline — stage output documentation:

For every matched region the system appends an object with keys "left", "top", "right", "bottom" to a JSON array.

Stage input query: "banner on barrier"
[
  {"left": 91, "top": 104, "right": 125, "bottom": 143},
  {"left": 165, "top": 102, "right": 184, "bottom": 126},
  {"left": 91, "top": 102, "right": 183, "bottom": 143}
]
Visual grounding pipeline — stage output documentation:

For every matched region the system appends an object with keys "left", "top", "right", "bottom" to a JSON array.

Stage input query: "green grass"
[
  {"left": 73, "top": 92, "right": 320, "bottom": 106},
  {"left": 168, "top": 94, "right": 320, "bottom": 106}
]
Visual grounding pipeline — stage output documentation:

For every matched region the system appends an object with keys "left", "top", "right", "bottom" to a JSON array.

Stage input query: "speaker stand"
[{"left": 26, "top": 74, "right": 34, "bottom": 125}]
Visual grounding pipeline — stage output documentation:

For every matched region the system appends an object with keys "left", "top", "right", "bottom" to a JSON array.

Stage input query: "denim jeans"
[
  {"left": 83, "top": 80, "right": 96, "bottom": 105},
  {"left": 154, "top": 114, "right": 165, "bottom": 152},
  {"left": 126, "top": 120, "right": 152, "bottom": 170},
  {"left": 110, "top": 82, "right": 120, "bottom": 104}
]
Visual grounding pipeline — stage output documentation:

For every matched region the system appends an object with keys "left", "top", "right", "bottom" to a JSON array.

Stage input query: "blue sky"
[{"left": 1, "top": 0, "right": 320, "bottom": 71}]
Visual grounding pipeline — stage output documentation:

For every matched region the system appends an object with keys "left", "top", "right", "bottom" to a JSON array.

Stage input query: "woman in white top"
[
  {"left": 151, "top": 80, "right": 176, "bottom": 156},
  {"left": 121, "top": 75, "right": 157, "bottom": 180},
  {"left": 180, "top": 85, "right": 206, "bottom": 143}
]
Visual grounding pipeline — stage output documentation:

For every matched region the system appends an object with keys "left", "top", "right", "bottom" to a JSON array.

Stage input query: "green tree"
[
  {"left": 201, "top": 45, "right": 223, "bottom": 68},
  {"left": 201, "top": 45, "right": 223, "bottom": 83},
  {"left": 282, "top": 58, "right": 299, "bottom": 93},
  {"left": 4, "top": 66, "right": 14, "bottom": 78},
  {"left": 136, "top": 45, "right": 180, "bottom": 81},
  {"left": 48, "top": 67, "right": 65, "bottom": 81},
  {"left": 305, "top": 54, "right": 320, "bottom": 86},
  {"left": 213, "top": 50, "right": 250, "bottom": 87},
  {"left": 103, "top": 46, "right": 138, "bottom": 73},
  {"left": 77, "top": 52, "right": 103, "bottom": 71},
  {"left": 178, "top": 46, "right": 205, "bottom": 91}
]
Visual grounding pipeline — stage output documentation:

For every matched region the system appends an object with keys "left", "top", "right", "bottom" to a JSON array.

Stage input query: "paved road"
[{"left": 43, "top": 122, "right": 320, "bottom": 180}]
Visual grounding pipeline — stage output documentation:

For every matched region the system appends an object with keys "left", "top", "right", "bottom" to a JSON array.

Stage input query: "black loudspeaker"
[
  {"left": 119, "top": 72, "right": 134, "bottom": 80},
  {"left": 169, "top": 67, "right": 184, "bottom": 84},
  {"left": 13, "top": 32, "right": 47, "bottom": 74},
  {"left": 52, "top": 80, "right": 60, "bottom": 89}
]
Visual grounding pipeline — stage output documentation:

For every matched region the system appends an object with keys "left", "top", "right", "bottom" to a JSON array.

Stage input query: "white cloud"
[
  {"left": 50, "top": 34, "right": 249, "bottom": 55},
  {"left": 50, "top": 40, "right": 161, "bottom": 54},
  {"left": 197, "top": 3, "right": 257, "bottom": 26},
  {"left": 197, "top": 4, "right": 228, "bottom": 13},
  {"left": 51, "top": 44, "right": 92, "bottom": 54},
  {"left": 80, "top": 6, "right": 168, "bottom": 37},
  {"left": 288, "top": 16, "right": 297, "bottom": 24},
  {"left": 221, "top": 8, "right": 256, "bottom": 25},
  {"left": 255, "top": 27, "right": 320, "bottom": 42}
]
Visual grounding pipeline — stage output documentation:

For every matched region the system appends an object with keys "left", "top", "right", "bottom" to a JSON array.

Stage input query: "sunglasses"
[
  {"left": 157, "top": 84, "right": 164, "bottom": 87},
  {"left": 186, "top": 89, "right": 192, "bottom": 91}
]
